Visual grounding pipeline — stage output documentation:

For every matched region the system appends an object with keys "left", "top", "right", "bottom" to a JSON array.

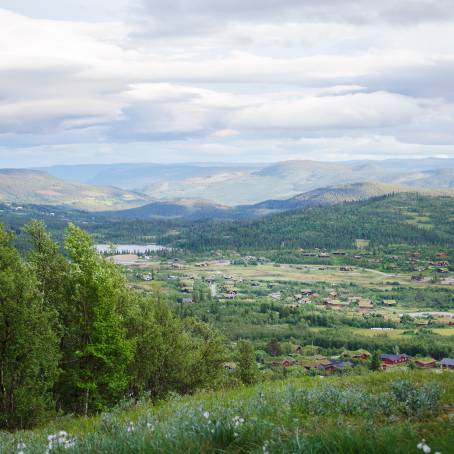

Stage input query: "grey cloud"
[{"left": 137, "top": 0, "right": 454, "bottom": 29}]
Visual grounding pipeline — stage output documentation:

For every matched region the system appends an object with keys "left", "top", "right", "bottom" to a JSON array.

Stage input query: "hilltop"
[
  {"left": 0, "top": 169, "right": 149, "bottom": 211},
  {"left": 164, "top": 193, "right": 454, "bottom": 250}
]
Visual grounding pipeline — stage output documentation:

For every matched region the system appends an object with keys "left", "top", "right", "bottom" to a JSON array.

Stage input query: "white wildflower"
[
  {"left": 64, "top": 439, "right": 76, "bottom": 449},
  {"left": 146, "top": 422, "right": 155, "bottom": 432},
  {"left": 423, "top": 446, "right": 431, "bottom": 454},
  {"left": 126, "top": 421, "right": 135, "bottom": 433},
  {"left": 203, "top": 411, "right": 210, "bottom": 419}
]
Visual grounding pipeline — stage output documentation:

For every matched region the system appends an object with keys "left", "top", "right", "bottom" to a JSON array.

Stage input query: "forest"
[{"left": 0, "top": 221, "right": 234, "bottom": 430}]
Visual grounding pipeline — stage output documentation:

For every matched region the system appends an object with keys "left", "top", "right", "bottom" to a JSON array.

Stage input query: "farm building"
[
  {"left": 382, "top": 299, "right": 397, "bottom": 306},
  {"left": 381, "top": 353, "right": 409, "bottom": 366}
]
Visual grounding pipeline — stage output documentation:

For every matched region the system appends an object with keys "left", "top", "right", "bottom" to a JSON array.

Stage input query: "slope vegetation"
[{"left": 0, "top": 169, "right": 149, "bottom": 211}]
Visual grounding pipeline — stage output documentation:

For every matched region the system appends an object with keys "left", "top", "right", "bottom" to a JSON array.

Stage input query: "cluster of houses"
[{"left": 223, "top": 352, "right": 454, "bottom": 374}]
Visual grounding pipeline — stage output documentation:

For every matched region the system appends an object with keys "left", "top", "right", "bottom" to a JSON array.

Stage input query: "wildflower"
[
  {"left": 417, "top": 440, "right": 432, "bottom": 453},
  {"left": 64, "top": 439, "right": 76, "bottom": 449},
  {"left": 203, "top": 411, "right": 210, "bottom": 419},
  {"left": 232, "top": 415, "right": 245, "bottom": 427},
  {"left": 17, "top": 441, "right": 26, "bottom": 454},
  {"left": 126, "top": 421, "right": 135, "bottom": 433},
  {"left": 146, "top": 422, "right": 155, "bottom": 432},
  {"left": 263, "top": 441, "right": 270, "bottom": 454}
]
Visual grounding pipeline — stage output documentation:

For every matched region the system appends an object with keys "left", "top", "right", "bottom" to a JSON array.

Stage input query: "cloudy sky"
[{"left": 1, "top": 0, "right": 454, "bottom": 166}]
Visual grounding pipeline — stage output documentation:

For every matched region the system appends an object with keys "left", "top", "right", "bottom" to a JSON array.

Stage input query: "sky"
[{"left": 1, "top": 0, "right": 454, "bottom": 166}]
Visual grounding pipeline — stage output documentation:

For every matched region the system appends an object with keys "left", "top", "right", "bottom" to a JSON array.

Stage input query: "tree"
[
  {"left": 59, "top": 223, "right": 133, "bottom": 414},
  {"left": 266, "top": 337, "right": 282, "bottom": 356},
  {"left": 24, "top": 220, "right": 69, "bottom": 324},
  {"left": 370, "top": 351, "right": 381, "bottom": 371},
  {"left": 0, "top": 225, "right": 59, "bottom": 429},
  {"left": 237, "top": 340, "right": 258, "bottom": 385}
]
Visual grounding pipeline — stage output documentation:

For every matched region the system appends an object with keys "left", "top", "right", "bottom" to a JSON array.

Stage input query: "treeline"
[
  {"left": 164, "top": 194, "right": 454, "bottom": 251},
  {"left": 0, "top": 222, "right": 225, "bottom": 430}
]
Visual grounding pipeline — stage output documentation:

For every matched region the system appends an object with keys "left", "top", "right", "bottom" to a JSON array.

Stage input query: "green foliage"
[
  {"left": 370, "top": 351, "right": 381, "bottom": 371},
  {"left": 1, "top": 372, "right": 451, "bottom": 454},
  {"left": 237, "top": 340, "right": 259, "bottom": 385},
  {"left": 0, "top": 225, "right": 60, "bottom": 429},
  {"left": 59, "top": 223, "right": 133, "bottom": 414}
]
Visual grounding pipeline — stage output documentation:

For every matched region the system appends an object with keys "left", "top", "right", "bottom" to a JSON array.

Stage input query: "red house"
[
  {"left": 281, "top": 358, "right": 296, "bottom": 368},
  {"left": 380, "top": 353, "right": 409, "bottom": 365}
]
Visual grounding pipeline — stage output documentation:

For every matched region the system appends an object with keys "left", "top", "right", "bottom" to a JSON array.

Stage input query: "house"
[
  {"left": 317, "top": 362, "right": 336, "bottom": 372},
  {"left": 415, "top": 359, "right": 437, "bottom": 369},
  {"left": 440, "top": 358, "right": 454, "bottom": 369},
  {"left": 281, "top": 358, "right": 296, "bottom": 368},
  {"left": 181, "top": 297, "right": 194, "bottom": 304},
  {"left": 331, "top": 360, "right": 353, "bottom": 370},
  {"left": 382, "top": 299, "right": 397, "bottom": 307},
  {"left": 357, "top": 299, "right": 373, "bottom": 313},
  {"left": 380, "top": 353, "right": 409, "bottom": 366},
  {"left": 340, "top": 266, "right": 353, "bottom": 272},
  {"left": 324, "top": 299, "right": 348, "bottom": 310},
  {"left": 348, "top": 296, "right": 361, "bottom": 304},
  {"left": 345, "top": 350, "right": 371, "bottom": 360},
  {"left": 223, "top": 362, "right": 237, "bottom": 372}
]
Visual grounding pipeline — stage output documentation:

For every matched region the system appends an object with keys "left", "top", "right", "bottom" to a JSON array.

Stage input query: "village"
[{"left": 108, "top": 248, "right": 454, "bottom": 381}]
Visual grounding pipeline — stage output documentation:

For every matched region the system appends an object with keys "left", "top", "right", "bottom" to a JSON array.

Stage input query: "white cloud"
[{"left": 0, "top": 3, "right": 454, "bottom": 165}]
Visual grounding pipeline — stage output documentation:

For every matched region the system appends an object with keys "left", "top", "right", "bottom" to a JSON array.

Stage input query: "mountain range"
[
  {"left": 101, "top": 182, "right": 454, "bottom": 221},
  {"left": 0, "top": 159, "right": 452, "bottom": 216},
  {"left": 38, "top": 158, "right": 454, "bottom": 206}
]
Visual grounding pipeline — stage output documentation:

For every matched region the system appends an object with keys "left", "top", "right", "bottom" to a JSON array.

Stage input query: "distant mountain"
[
  {"left": 141, "top": 159, "right": 454, "bottom": 205},
  {"left": 98, "top": 181, "right": 454, "bottom": 221},
  {"left": 0, "top": 169, "right": 149, "bottom": 211},
  {"left": 102, "top": 198, "right": 232, "bottom": 220},
  {"left": 38, "top": 159, "right": 454, "bottom": 206},
  {"left": 39, "top": 163, "right": 261, "bottom": 190},
  {"left": 251, "top": 182, "right": 454, "bottom": 212}
]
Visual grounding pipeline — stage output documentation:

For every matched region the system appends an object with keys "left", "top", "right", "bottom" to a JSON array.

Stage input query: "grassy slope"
[
  {"left": 2, "top": 370, "right": 454, "bottom": 453},
  {"left": 0, "top": 170, "right": 149, "bottom": 211}
]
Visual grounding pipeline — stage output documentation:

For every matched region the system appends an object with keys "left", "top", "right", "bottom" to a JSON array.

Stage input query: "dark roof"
[
  {"left": 332, "top": 360, "right": 353, "bottom": 369},
  {"left": 381, "top": 353, "right": 408, "bottom": 361},
  {"left": 441, "top": 358, "right": 454, "bottom": 366}
]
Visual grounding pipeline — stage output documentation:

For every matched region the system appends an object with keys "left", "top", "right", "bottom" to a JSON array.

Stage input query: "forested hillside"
[{"left": 166, "top": 194, "right": 454, "bottom": 250}]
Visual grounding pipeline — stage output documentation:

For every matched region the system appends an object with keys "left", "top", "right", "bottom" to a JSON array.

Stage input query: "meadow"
[{"left": 1, "top": 370, "right": 453, "bottom": 453}]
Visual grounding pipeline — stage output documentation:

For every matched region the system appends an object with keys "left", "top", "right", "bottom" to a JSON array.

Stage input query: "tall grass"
[{"left": 1, "top": 370, "right": 453, "bottom": 453}]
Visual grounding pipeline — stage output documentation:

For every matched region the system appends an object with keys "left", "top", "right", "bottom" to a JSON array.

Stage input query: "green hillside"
[
  {"left": 0, "top": 170, "right": 149, "bottom": 211},
  {"left": 2, "top": 371, "right": 453, "bottom": 453},
  {"left": 166, "top": 193, "right": 454, "bottom": 250}
]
